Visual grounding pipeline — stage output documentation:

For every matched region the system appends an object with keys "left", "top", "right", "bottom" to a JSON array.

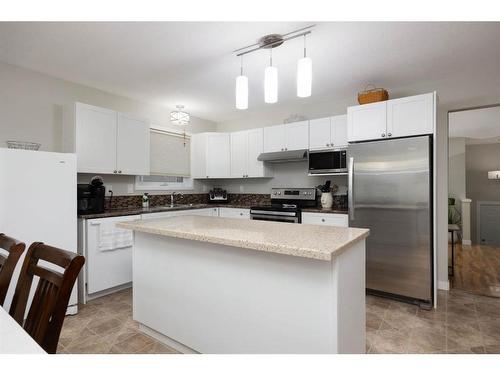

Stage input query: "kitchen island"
[{"left": 118, "top": 215, "right": 369, "bottom": 354}]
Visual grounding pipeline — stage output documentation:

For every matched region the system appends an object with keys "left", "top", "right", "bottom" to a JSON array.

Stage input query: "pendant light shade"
[
  {"left": 297, "top": 57, "right": 312, "bottom": 98},
  {"left": 264, "top": 66, "right": 278, "bottom": 104},
  {"left": 235, "top": 75, "right": 248, "bottom": 110}
]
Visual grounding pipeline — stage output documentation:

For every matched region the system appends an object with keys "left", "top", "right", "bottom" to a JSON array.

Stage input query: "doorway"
[{"left": 448, "top": 105, "right": 500, "bottom": 298}]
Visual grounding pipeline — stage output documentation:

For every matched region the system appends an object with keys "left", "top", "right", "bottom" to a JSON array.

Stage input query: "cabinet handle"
[
  {"left": 381, "top": 133, "right": 386, "bottom": 137},
  {"left": 321, "top": 218, "right": 325, "bottom": 222},
  {"left": 285, "top": 147, "right": 288, "bottom": 151},
  {"left": 118, "top": 170, "right": 122, "bottom": 174},
  {"left": 388, "top": 133, "right": 392, "bottom": 137},
  {"left": 113, "top": 170, "right": 117, "bottom": 173},
  {"left": 240, "top": 212, "right": 243, "bottom": 216},
  {"left": 326, "top": 143, "right": 329, "bottom": 146}
]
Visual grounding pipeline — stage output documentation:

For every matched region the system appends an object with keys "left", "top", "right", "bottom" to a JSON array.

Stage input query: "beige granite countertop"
[{"left": 118, "top": 215, "right": 369, "bottom": 261}]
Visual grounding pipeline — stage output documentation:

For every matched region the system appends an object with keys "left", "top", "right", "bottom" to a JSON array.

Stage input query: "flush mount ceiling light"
[
  {"left": 233, "top": 25, "right": 315, "bottom": 110},
  {"left": 170, "top": 105, "right": 190, "bottom": 125}
]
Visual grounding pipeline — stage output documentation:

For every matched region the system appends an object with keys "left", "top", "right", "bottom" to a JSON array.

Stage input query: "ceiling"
[
  {"left": 449, "top": 106, "right": 500, "bottom": 145},
  {"left": 1, "top": 22, "right": 500, "bottom": 123}
]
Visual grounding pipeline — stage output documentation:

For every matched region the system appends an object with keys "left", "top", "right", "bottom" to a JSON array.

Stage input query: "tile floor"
[{"left": 59, "top": 287, "right": 500, "bottom": 354}]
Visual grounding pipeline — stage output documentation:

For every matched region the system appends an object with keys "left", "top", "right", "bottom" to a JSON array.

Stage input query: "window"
[{"left": 135, "top": 126, "right": 193, "bottom": 191}]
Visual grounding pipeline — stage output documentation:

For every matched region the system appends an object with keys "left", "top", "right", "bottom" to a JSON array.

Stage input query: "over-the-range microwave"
[{"left": 308, "top": 149, "right": 348, "bottom": 175}]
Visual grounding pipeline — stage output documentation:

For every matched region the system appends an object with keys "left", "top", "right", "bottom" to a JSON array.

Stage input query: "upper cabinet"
[
  {"left": 386, "top": 93, "right": 434, "bottom": 138},
  {"left": 263, "top": 121, "right": 309, "bottom": 153},
  {"left": 191, "top": 133, "right": 231, "bottom": 179},
  {"left": 309, "top": 115, "right": 347, "bottom": 150},
  {"left": 65, "top": 102, "right": 150, "bottom": 175},
  {"left": 347, "top": 92, "right": 435, "bottom": 142},
  {"left": 231, "top": 128, "right": 272, "bottom": 178}
]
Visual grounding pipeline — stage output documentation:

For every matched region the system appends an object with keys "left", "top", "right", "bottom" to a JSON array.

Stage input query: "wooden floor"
[{"left": 450, "top": 243, "right": 500, "bottom": 298}]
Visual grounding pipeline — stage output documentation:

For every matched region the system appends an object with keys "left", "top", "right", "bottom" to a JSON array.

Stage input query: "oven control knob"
[{"left": 278, "top": 191, "right": 281, "bottom": 195}]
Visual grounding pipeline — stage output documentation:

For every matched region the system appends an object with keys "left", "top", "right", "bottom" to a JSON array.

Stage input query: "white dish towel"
[{"left": 98, "top": 222, "right": 133, "bottom": 251}]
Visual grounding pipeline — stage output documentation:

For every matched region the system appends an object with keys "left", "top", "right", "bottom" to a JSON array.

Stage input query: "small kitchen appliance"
[
  {"left": 77, "top": 176, "right": 106, "bottom": 215},
  {"left": 250, "top": 188, "right": 316, "bottom": 223},
  {"left": 308, "top": 149, "right": 348, "bottom": 175},
  {"left": 209, "top": 188, "right": 228, "bottom": 203}
]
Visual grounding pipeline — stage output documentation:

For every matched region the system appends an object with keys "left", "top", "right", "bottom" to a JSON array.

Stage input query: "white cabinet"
[
  {"left": 85, "top": 215, "right": 139, "bottom": 295},
  {"left": 347, "top": 93, "right": 435, "bottom": 142},
  {"left": 309, "top": 115, "right": 347, "bottom": 150},
  {"left": 387, "top": 93, "right": 434, "bottom": 138},
  {"left": 191, "top": 133, "right": 231, "bottom": 179},
  {"left": 301, "top": 212, "right": 348, "bottom": 227},
  {"left": 263, "top": 121, "right": 309, "bottom": 153},
  {"left": 347, "top": 101, "right": 387, "bottom": 142},
  {"left": 263, "top": 125, "right": 286, "bottom": 152},
  {"left": 116, "top": 113, "right": 150, "bottom": 175},
  {"left": 231, "top": 128, "right": 272, "bottom": 178},
  {"left": 75, "top": 103, "right": 117, "bottom": 173},
  {"left": 219, "top": 207, "right": 250, "bottom": 219},
  {"left": 69, "top": 102, "right": 150, "bottom": 175}
]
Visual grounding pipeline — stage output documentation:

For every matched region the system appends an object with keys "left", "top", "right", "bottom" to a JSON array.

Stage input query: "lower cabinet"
[
  {"left": 301, "top": 212, "right": 348, "bottom": 227},
  {"left": 85, "top": 215, "right": 139, "bottom": 296},
  {"left": 218, "top": 207, "right": 250, "bottom": 219},
  {"left": 141, "top": 208, "right": 217, "bottom": 219}
]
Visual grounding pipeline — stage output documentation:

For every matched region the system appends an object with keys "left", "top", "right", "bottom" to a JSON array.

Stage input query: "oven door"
[
  {"left": 250, "top": 210, "right": 299, "bottom": 223},
  {"left": 308, "top": 149, "right": 348, "bottom": 174}
]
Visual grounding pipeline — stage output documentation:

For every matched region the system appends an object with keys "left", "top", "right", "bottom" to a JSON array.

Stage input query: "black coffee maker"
[{"left": 77, "top": 176, "right": 106, "bottom": 215}]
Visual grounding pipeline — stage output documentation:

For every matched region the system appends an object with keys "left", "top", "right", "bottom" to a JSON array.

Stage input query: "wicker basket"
[{"left": 358, "top": 85, "right": 389, "bottom": 105}]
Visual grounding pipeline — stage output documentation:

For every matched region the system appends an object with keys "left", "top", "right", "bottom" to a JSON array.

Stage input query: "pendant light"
[
  {"left": 297, "top": 34, "right": 312, "bottom": 98},
  {"left": 264, "top": 48, "right": 278, "bottom": 104},
  {"left": 235, "top": 56, "right": 248, "bottom": 110}
]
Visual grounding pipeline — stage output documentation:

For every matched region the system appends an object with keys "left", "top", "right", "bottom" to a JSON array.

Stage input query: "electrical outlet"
[
  {"left": 239, "top": 185, "right": 244, "bottom": 193},
  {"left": 127, "top": 184, "right": 134, "bottom": 194},
  {"left": 106, "top": 185, "right": 113, "bottom": 196}
]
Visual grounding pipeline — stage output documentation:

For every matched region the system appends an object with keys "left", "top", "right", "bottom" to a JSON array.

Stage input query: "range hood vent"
[{"left": 257, "top": 149, "right": 308, "bottom": 163}]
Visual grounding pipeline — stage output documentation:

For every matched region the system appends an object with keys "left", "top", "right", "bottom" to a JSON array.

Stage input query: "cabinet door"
[
  {"left": 230, "top": 131, "right": 248, "bottom": 178},
  {"left": 75, "top": 103, "right": 117, "bottom": 173},
  {"left": 309, "top": 117, "right": 332, "bottom": 150},
  {"left": 331, "top": 114, "right": 348, "bottom": 148},
  {"left": 285, "top": 121, "right": 309, "bottom": 150},
  {"left": 387, "top": 93, "right": 434, "bottom": 138},
  {"left": 247, "top": 128, "right": 266, "bottom": 177},
  {"left": 116, "top": 114, "right": 150, "bottom": 175},
  {"left": 190, "top": 134, "right": 207, "bottom": 179},
  {"left": 263, "top": 125, "right": 285, "bottom": 152},
  {"left": 347, "top": 101, "right": 387, "bottom": 142},
  {"left": 206, "top": 133, "right": 231, "bottom": 178},
  {"left": 219, "top": 207, "right": 250, "bottom": 219}
]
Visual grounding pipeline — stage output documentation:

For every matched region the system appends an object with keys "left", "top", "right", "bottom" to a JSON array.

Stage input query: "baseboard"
[
  {"left": 84, "top": 282, "right": 132, "bottom": 303},
  {"left": 437, "top": 280, "right": 450, "bottom": 291},
  {"left": 462, "top": 240, "right": 472, "bottom": 246},
  {"left": 66, "top": 305, "right": 78, "bottom": 316},
  {"left": 139, "top": 323, "right": 198, "bottom": 354}
]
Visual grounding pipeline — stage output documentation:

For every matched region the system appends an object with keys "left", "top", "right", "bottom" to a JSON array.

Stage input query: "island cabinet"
[
  {"left": 263, "top": 121, "right": 309, "bottom": 153},
  {"left": 309, "top": 115, "right": 347, "bottom": 150},
  {"left": 218, "top": 207, "right": 250, "bottom": 219},
  {"left": 230, "top": 129, "right": 272, "bottom": 178},
  {"left": 63, "top": 102, "right": 150, "bottom": 175},
  {"left": 191, "top": 132, "right": 231, "bottom": 179},
  {"left": 120, "top": 216, "right": 368, "bottom": 354},
  {"left": 347, "top": 92, "right": 435, "bottom": 142}
]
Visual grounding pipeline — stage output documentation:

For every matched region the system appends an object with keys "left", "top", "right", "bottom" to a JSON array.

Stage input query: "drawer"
[{"left": 301, "top": 213, "right": 348, "bottom": 227}]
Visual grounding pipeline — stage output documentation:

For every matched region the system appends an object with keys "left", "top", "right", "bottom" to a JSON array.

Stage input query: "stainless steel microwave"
[{"left": 308, "top": 149, "right": 348, "bottom": 175}]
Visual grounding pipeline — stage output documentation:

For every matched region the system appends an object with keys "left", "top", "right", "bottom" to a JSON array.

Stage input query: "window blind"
[{"left": 150, "top": 129, "right": 190, "bottom": 177}]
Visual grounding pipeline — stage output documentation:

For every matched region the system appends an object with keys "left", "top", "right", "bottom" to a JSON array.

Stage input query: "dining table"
[{"left": 0, "top": 306, "right": 46, "bottom": 354}]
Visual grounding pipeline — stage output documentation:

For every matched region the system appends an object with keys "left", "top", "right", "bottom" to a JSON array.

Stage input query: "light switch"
[{"left": 127, "top": 184, "right": 134, "bottom": 194}]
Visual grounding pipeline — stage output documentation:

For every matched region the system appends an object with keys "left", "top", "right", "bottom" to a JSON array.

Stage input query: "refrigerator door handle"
[{"left": 348, "top": 156, "right": 354, "bottom": 221}]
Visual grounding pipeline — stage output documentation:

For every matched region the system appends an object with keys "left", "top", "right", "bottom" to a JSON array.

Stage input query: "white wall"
[
  {"left": 448, "top": 137, "right": 467, "bottom": 210},
  {"left": 210, "top": 161, "right": 347, "bottom": 195},
  {"left": 0, "top": 61, "right": 216, "bottom": 194}
]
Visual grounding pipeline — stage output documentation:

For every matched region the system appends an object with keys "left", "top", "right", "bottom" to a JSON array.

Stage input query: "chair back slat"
[
  {"left": 0, "top": 233, "right": 25, "bottom": 306},
  {"left": 9, "top": 242, "right": 85, "bottom": 354}
]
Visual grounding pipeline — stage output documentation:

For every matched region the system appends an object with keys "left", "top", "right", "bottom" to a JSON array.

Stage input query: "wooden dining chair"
[
  {"left": 9, "top": 242, "right": 85, "bottom": 354},
  {"left": 0, "top": 233, "right": 25, "bottom": 306}
]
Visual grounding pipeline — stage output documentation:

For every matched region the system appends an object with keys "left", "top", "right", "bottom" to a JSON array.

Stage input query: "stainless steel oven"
[
  {"left": 308, "top": 149, "right": 348, "bottom": 175},
  {"left": 250, "top": 188, "right": 317, "bottom": 223}
]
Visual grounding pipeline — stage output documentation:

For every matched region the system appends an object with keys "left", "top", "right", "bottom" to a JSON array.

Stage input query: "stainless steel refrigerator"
[{"left": 348, "top": 135, "right": 433, "bottom": 308}]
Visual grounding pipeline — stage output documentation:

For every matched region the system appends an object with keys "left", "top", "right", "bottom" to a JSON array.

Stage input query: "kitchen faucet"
[{"left": 170, "top": 191, "right": 184, "bottom": 207}]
